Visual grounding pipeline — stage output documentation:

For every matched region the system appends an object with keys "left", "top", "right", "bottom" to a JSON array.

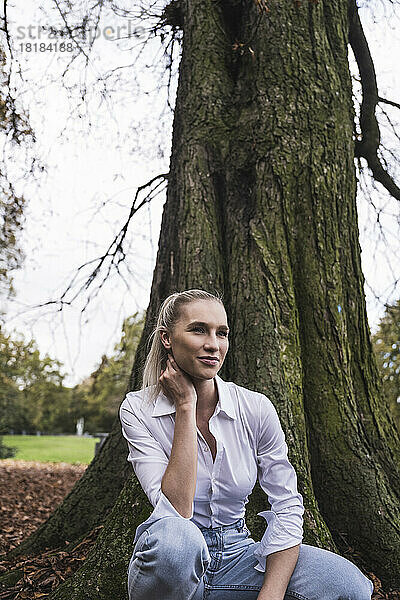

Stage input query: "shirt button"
[{"left": 204, "top": 445, "right": 209, "bottom": 451}]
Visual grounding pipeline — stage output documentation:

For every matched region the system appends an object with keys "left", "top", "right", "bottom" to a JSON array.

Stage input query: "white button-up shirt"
[{"left": 119, "top": 374, "right": 304, "bottom": 572}]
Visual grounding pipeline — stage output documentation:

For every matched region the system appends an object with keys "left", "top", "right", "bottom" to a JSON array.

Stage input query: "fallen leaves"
[
  {"left": 0, "top": 460, "right": 97, "bottom": 600},
  {"left": 0, "top": 525, "right": 102, "bottom": 600},
  {"left": 0, "top": 460, "right": 86, "bottom": 557}
]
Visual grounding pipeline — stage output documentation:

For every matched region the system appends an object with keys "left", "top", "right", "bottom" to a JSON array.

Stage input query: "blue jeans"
[{"left": 127, "top": 517, "right": 374, "bottom": 600}]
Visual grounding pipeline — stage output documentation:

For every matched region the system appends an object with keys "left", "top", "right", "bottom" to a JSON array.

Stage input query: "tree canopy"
[
  {"left": 0, "top": 46, "right": 33, "bottom": 301},
  {"left": 0, "top": 328, "right": 70, "bottom": 435},
  {"left": 372, "top": 298, "right": 400, "bottom": 429},
  {"left": 74, "top": 311, "right": 145, "bottom": 433},
  {"left": 0, "top": 312, "right": 145, "bottom": 436}
]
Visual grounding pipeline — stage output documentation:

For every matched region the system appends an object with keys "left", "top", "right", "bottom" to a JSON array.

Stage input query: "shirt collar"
[{"left": 151, "top": 374, "right": 236, "bottom": 420}]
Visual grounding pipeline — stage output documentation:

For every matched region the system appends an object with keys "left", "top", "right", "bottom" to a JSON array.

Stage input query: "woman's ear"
[{"left": 160, "top": 330, "right": 171, "bottom": 350}]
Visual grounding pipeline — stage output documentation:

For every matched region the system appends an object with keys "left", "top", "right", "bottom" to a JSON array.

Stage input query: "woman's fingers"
[
  {"left": 167, "top": 354, "right": 178, "bottom": 370},
  {"left": 159, "top": 355, "right": 174, "bottom": 381}
]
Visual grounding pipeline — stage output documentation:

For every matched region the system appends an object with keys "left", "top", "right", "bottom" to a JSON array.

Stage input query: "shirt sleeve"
[
  {"left": 253, "top": 393, "right": 304, "bottom": 572},
  {"left": 119, "top": 393, "right": 194, "bottom": 544}
]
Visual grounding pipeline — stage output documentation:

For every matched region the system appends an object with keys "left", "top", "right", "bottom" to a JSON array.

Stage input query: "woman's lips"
[{"left": 197, "top": 357, "right": 219, "bottom": 366}]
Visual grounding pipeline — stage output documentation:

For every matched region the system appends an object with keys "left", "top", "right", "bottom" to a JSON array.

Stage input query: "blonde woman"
[{"left": 119, "top": 289, "right": 373, "bottom": 600}]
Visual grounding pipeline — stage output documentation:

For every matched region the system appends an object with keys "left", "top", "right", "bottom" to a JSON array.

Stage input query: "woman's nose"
[{"left": 204, "top": 334, "right": 219, "bottom": 349}]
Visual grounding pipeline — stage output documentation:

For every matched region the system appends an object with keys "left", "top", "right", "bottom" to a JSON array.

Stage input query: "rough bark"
[{"left": 10, "top": 0, "right": 400, "bottom": 596}]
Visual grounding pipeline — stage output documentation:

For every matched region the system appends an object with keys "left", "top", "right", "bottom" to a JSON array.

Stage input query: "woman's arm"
[
  {"left": 159, "top": 354, "right": 198, "bottom": 518},
  {"left": 257, "top": 544, "right": 300, "bottom": 600},
  {"left": 161, "top": 403, "right": 197, "bottom": 517},
  {"left": 253, "top": 393, "right": 304, "bottom": 573}
]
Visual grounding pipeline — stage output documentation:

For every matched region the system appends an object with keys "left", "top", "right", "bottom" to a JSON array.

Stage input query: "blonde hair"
[{"left": 142, "top": 289, "right": 224, "bottom": 404}]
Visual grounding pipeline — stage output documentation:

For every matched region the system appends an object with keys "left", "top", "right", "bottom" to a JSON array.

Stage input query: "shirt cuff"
[
  {"left": 253, "top": 510, "right": 303, "bottom": 572},
  {"left": 133, "top": 490, "right": 194, "bottom": 545}
]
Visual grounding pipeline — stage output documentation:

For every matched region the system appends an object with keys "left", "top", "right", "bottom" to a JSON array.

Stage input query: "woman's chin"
[
  {"left": 179, "top": 360, "right": 220, "bottom": 381},
  {"left": 191, "top": 367, "right": 219, "bottom": 381}
]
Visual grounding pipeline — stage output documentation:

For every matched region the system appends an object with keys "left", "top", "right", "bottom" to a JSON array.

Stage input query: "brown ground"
[
  {"left": 0, "top": 460, "right": 99, "bottom": 600},
  {"left": 0, "top": 460, "right": 398, "bottom": 599},
  {"left": 0, "top": 460, "right": 86, "bottom": 557}
]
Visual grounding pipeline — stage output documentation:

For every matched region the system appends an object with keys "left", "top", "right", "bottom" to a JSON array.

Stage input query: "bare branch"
[
  {"left": 2, "top": 0, "right": 13, "bottom": 59},
  {"left": 14, "top": 173, "right": 169, "bottom": 317},
  {"left": 377, "top": 105, "right": 400, "bottom": 146},
  {"left": 378, "top": 96, "right": 400, "bottom": 111},
  {"left": 349, "top": 0, "right": 400, "bottom": 201}
]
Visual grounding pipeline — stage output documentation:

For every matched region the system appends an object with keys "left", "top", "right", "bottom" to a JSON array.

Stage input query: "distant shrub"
[{"left": 0, "top": 436, "right": 15, "bottom": 459}]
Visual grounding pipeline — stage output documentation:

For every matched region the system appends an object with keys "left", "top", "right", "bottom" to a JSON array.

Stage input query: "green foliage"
[
  {"left": 0, "top": 311, "right": 144, "bottom": 438},
  {"left": 372, "top": 299, "right": 400, "bottom": 429},
  {"left": 0, "top": 327, "right": 72, "bottom": 435},
  {"left": 0, "top": 185, "right": 25, "bottom": 299},
  {"left": 0, "top": 47, "right": 33, "bottom": 299},
  {"left": 0, "top": 436, "right": 15, "bottom": 458},
  {"left": 77, "top": 311, "right": 145, "bottom": 433}
]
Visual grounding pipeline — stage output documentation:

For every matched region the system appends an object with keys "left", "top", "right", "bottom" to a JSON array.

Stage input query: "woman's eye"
[{"left": 191, "top": 327, "right": 228, "bottom": 336}]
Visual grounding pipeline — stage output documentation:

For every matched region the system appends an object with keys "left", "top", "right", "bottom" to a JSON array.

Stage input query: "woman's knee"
[
  {"left": 333, "top": 557, "right": 374, "bottom": 600},
  {"left": 128, "top": 517, "right": 209, "bottom": 598},
  {"left": 289, "top": 544, "right": 373, "bottom": 600},
  {"left": 144, "top": 516, "right": 209, "bottom": 573},
  {"left": 333, "top": 562, "right": 374, "bottom": 600},
  {"left": 323, "top": 550, "right": 373, "bottom": 600}
]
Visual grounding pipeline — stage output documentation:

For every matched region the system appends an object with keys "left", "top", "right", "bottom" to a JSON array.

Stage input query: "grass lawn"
[{"left": 2, "top": 435, "right": 100, "bottom": 464}]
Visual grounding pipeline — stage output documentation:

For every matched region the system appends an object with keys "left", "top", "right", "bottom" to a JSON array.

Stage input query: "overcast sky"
[{"left": 2, "top": 1, "right": 399, "bottom": 387}]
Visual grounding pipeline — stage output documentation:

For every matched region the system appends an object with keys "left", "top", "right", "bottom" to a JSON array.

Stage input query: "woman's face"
[{"left": 161, "top": 300, "right": 229, "bottom": 381}]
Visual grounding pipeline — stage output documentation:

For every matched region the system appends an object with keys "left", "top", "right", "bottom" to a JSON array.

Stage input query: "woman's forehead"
[{"left": 179, "top": 300, "right": 227, "bottom": 323}]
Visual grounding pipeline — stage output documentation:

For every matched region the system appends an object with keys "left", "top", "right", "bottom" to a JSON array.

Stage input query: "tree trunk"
[{"left": 13, "top": 0, "right": 400, "bottom": 596}]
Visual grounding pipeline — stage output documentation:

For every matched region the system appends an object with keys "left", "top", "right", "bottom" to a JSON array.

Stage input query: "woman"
[{"left": 119, "top": 289, "right": 374, "bottom": 600}]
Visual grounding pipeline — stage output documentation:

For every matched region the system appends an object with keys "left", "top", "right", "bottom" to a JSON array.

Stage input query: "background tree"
[
  {"left": 81, "top": 312, "right": 145, "bottom": 433},
  {"left": 372, "top": 299, "right": 400, "bottom": 429},
  {"left": 3, "top": 0, "right": 400, "bottom": 598},
  {"left": 0, "top": 37, "right": 34, "bottom": 456},
  {"left": 0, "top": 328, "right": 18, "bottom": 457},
  {"left": 0, "top": 329, "right": 71, "bottom": 435},
  {"left": 0, "top": 312, "right": 144, "bottom": 439},
  {"left": 0, "top": 41, "right": 34, "bottom": 300}
]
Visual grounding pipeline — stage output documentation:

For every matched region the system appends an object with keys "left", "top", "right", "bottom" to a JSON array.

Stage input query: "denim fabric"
[{"left": 127, "top": 516, "right": 374, "bottom": 600}]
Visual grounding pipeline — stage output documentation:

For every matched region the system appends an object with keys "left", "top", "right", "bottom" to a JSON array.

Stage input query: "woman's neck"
[{"left": 193, "top": 377, "right": 218, "bottom": 417}]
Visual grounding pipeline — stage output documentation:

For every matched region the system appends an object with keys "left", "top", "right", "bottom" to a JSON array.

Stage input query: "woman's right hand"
[{"left": 159, "top": 354, "right": 197, "bottom": 410}]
